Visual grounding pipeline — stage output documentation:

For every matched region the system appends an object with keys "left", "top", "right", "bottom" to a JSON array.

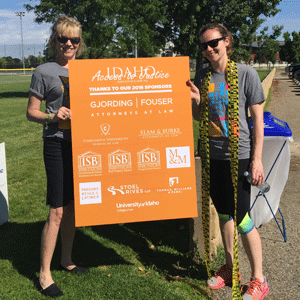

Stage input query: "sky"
[
  {"left": 0, "top": 0, "right": 51, "bottom": 59},
  {"left": 258, "top": 0, "right": 300, "bottom": 35},
  {"left": 0, "top": 0, "right": 300, "bottom": 59}
]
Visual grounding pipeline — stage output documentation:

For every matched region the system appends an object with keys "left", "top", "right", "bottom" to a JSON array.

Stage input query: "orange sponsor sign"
[{"left": 69, "top": 57, "right": 197, "bottom": 227}]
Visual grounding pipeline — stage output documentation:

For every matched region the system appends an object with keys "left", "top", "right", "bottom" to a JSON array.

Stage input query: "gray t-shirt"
[
  {"left": 29, "top": 62, "right": 71, "bottom": 140},
  {"left": 194, "top": 63, "right": 265, "bottom": 160}
]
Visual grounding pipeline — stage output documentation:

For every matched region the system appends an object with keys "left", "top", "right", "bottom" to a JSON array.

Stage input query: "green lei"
[{"left": 199, "top": 59, "right": 242, "bottom": 300}]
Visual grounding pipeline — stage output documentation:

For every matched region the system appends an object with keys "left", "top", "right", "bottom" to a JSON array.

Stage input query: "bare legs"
[
  {"left": 39, "top": 202, "right": 76, "bottom": 289},
  {"left": 241, "top": 227, "right": 263, "bottom": 279},
  {"left": 220, "top": 220, "right": 234, "bottom": 269},
  {"left": 60, "top": 203, "right": 76, "bottom": 270},
  {"left": 220, "top": 219, "right": 263, "bottom": 279}
]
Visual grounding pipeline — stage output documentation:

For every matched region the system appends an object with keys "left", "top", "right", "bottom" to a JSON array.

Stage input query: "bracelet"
[{"left": 45, "top": 113, "right": 54, "bottom": 130}]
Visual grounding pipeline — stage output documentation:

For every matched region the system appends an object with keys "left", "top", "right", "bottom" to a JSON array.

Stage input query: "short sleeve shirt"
[
  {"left": 194, "top": 63, "right": 265, "bottom": 159},
  {"left": 29, "top": 62, "right": 71, "bottom": 140}
]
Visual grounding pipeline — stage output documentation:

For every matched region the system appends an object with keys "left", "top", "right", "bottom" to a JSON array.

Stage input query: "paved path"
[{"left": 210, "top": 69, "right": 300, "bottom": 300}]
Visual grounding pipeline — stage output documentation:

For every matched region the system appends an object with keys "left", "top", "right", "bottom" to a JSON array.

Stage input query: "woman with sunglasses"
[
  {"left": 187, "top": 23, "right": 269, "bottom": 299},
  {"left": 27, "top": 16, "right": 86, "bottom": 298}
]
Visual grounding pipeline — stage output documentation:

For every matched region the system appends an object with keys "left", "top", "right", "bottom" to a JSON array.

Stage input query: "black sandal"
[
  {"left": 35, "top": 279, "right": 63, "bottom": 298},
  {"left": 60, "top": 265, "right": 88, "bottom": 274}
]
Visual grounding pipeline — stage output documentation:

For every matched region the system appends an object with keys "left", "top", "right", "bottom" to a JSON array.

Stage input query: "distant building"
[
  {"left": 244, "top": 41, "right": 285, "bottom": 64},
  {"left": 158, "top": 42, "right": 176, "bottom": 57}
]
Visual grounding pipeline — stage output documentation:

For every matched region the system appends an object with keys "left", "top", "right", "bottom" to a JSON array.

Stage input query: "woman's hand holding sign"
[{"left": 186, "top": 79, "right": 201, "bottom": 121}]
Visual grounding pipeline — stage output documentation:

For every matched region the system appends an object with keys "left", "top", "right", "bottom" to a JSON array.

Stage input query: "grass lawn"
[
  {"left": 256, "top": 69, "right": 270, "bottom": 82},
  {"left": 0, "top": 74, "right": 212, "bottom": 300},
  {"left": 0, "top": 67, "right": 271, "bottom": 299}
]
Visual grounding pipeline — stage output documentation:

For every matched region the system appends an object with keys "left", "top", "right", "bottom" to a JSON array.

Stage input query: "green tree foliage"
[
  {"left": 1, "top": 57, "right": 23, "bottom": 69},
  {"left": 280, "top": 31, "right": 300, "bottom": 63},
  {"left": 25, "top": 0, "right": 168, "bottom": 58},
  {"left": 164, "top": 0, "right": 281, "bottom": 63},
  {"left": 25, "top": 0, "right": 282, "bottom": 62},
  {"left": 0, "top": 55, "right": 44, "bottom": 69},
  {"left": 255, "top": 25, "right": 282, "bottom": 64},
  {"left": 0, "top": 57, "right": 7, "bottom": 68},
  {"left": 26, "top": 55, "right": 44, "bottom": 68}
]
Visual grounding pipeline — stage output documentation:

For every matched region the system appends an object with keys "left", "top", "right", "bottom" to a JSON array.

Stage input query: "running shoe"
[
  {"left": 242, "top": 277, "right": 269, "bottom": 300},
  {"left": 207, "top": 264, "right": 240, "bottom": 289}
]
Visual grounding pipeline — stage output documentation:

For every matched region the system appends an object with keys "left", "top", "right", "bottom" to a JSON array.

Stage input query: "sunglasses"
[
  {"left": 57, "top": 36, "right": 81, "bottom": 45},
  {"left": 200, "top": 36, "right": 227, "bottom": 51}
]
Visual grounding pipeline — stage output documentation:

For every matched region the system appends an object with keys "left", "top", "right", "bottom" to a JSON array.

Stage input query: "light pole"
[
  {"left": 135, "top": 30, "right": 137, "bottom": 58},
  {"left": 15, "top": 11, "right": 25, "bottom": 74}
]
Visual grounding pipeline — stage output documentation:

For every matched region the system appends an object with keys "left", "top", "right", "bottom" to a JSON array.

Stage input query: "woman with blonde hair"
[{"left": 27, "top": 16, "right": 86, "bottom": 298}]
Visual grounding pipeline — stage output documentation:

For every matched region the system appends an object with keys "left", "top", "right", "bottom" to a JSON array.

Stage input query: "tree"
[
  {"left": 264, "top": 39, "right": 280, "bottom": 65},
  {"left": 27, "top": 55, "right": 43, "bottom": 68},
  {"left": 25, "top": 0, "right": 168, "bottom": 58},
  {"left": 25, "top": 0, "right": 282, "bottom": 63},
  {"left": 2, "top": 57, "right": 23, "bottom": 69},
  {"left": 255, "top": 25, "right": 282, "bottom": 65},
  {"left": 164, "top": 0, "right": 281, "bottom": 65},
  {"left": 0, "top": 57, "right": 7, "bottom": 68},
  {"left": 280, "top": 31, "right": 300, "bottom": 63}
]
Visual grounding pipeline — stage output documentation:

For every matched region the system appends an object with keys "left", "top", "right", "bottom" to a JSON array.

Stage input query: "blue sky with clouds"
[
  {"left": 0, "top": 1, "right": 51, "bottom": 58},
  {"left": 0, "top": 1, "right": 51, "bottom": 45},
  {"left": 0, "top": 0, "right": 299, "bottom": 59},
  {"left": 258, "top": 0, "right": 300, "bottom": 35}
]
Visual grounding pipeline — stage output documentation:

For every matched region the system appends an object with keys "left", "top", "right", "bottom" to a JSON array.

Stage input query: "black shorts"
[
  {"left": 209, "top": 158, "right": 251, "bottom": 225},
  {"left": 43, "top": 137, "right": 74, "bottom": 208}
]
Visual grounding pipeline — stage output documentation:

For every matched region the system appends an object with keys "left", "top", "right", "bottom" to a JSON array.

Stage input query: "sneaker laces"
[{"left": 244, "top": 278, "right": 264, "bottom": 295}]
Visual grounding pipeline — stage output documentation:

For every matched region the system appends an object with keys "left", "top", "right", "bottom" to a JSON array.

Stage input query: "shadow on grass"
[
  {"left": 0, "top": 221, "right": 129, "bottom": 281},
  {"left": 0, "top": 219, "right": 209, "bottom": 298},
  {"left": 0, "top": 91, "right": 29, "bottom": 98},
  {"left": 92, "top": 219, "right": 207, "bottom": 281}
]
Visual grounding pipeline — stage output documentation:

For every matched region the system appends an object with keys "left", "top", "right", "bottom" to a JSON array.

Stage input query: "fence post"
[{"left": 189, "top": 157, "right": 222, "bottom": 260}]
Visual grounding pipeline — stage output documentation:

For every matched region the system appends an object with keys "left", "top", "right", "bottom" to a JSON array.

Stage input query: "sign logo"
[
  {"left": 169, "top": 177, "right": 179, "bottom": 187},
  {"left": 79, "top": 182, "right": 102, "bottom": 205},
  {"left": 100, "top": 123, "right": 110, "bottom": 135},
  {"left": 78, "top": 152, "right": 102, "bottom": 177},
  {"left": 166, "top": 147, "right": 191, "bottom": 169},
  {"left": 107, "top": 186, "right": 125, "bottom": 195},
  {"left": 108, "top": 149, "right": 132, "bottom": 172},
  {"left": 137, "top": 148, "right": 161, "bottom": 170},
  {"left": 108, "top": 184, "right": 144, "bottom": 195}
]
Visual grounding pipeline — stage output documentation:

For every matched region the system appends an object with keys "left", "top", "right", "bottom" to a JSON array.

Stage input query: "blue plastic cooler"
[{"left": 249, "top": 111, "right": 292, "bottom": 242}]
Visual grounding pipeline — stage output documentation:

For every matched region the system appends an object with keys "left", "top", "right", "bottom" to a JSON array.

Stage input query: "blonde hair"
[
  {"left": 199, "top": 23, "right": 233, "bottom": 57},
  {"left": 49, "top": 16, "right": 85, "bottom": 57}
]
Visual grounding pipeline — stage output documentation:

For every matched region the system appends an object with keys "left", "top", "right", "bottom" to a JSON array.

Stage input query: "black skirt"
[{"left": 43, "top": 137, "right": 74, "bottom": 208}]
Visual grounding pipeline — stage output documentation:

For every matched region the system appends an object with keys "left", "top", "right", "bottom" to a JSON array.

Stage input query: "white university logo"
[{"left": 100, "top": 123, "right": 110, "bottom": 135}]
